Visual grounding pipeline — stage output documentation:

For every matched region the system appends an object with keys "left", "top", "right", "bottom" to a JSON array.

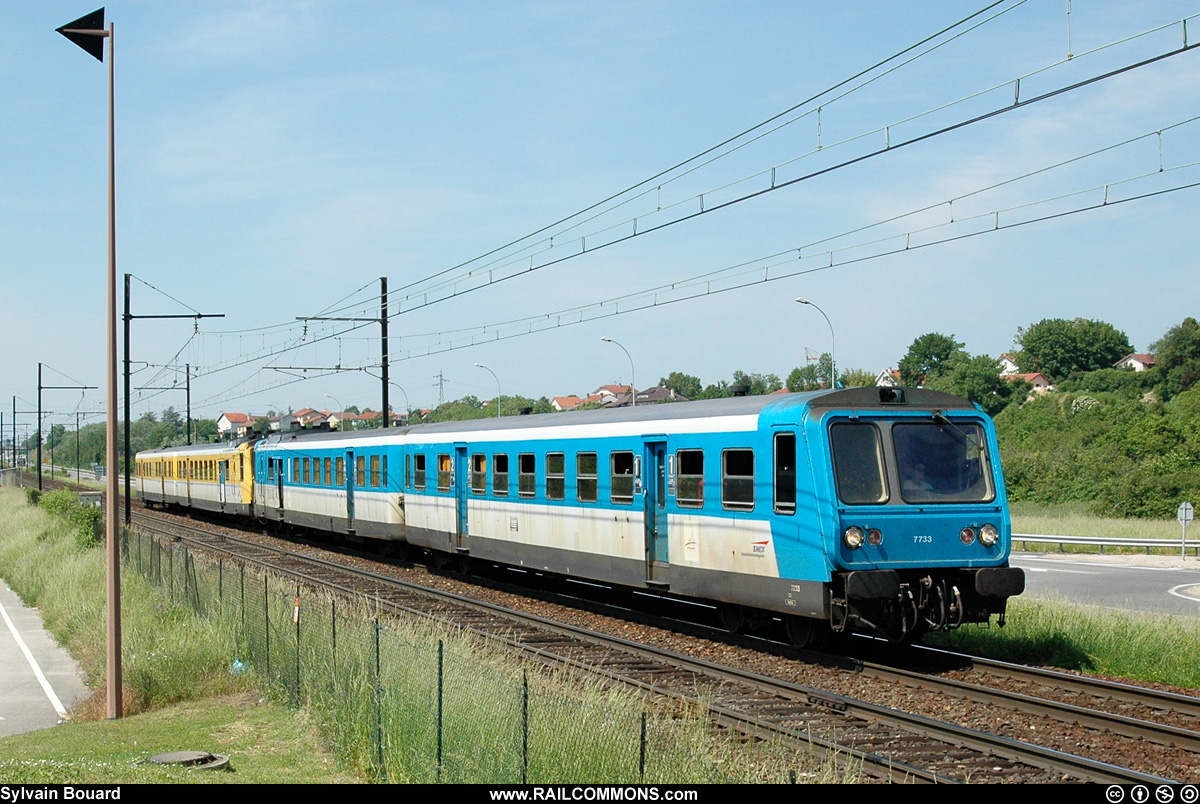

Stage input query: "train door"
[
  {"left": 453, "top": 443, "right": 468, "bottom": 551},
  {"left": 345, "top": 449, "right": 355, "bottom": 532},
  {"left": 642, "top": 438, "right": 668, "bottom": 584},
  {"left": 274, "top": 458, "right": 285, "bottom": 513},
  {"left": 218, "top": 460, "right": 227, "bottom": 510}
]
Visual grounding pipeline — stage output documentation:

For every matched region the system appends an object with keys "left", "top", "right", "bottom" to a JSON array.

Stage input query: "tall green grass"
[
  {"left": 926, "top": 595, "right": 1200, "bottom": 688},
  {"left": 1011, "top": 501, "right": 1192, "bottom": 556},
  {"left": 0, "top": 488, "right": 856, "bottom": 783},
  {"left": 0, "top": 488, "right": 254, "bottom": 715}
]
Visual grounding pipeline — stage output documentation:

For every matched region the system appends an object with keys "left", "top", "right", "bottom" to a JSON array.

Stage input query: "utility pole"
[
  {"left": 124, "top": 273, "right": 223, "bottom": 522},
  {"left": 37, "top": 362, "right": 94, "bottom": 490},
  {"left": 296, "top": 277, "right": 391, "bottom": 426}
]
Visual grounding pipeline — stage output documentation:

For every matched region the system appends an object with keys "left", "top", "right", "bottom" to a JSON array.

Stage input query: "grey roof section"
[
  {"left": 138, "top": 435, "right": 259, "bottom": 458},
  {"left": 807, "top": 386, "right": 977, "bottom": 411},
  {"left": 151, "top": 388, "right": 981, "bottom": 455}
]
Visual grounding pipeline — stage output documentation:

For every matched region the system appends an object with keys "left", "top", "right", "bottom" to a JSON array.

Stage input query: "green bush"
[
  {"left": 996, "top": 390, "right": 1200, "bottom": 518},
  {"left": 37, "top": 489, "right": 102, "bottom": 550}
]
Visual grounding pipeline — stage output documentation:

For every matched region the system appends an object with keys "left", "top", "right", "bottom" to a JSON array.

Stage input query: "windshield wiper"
[{"left": 933, "top": 411, "right": 983, "bottom": 453}]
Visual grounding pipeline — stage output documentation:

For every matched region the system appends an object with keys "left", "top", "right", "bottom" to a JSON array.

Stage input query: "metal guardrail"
[{"left": 1014, "top": 533, "right": 1200, "bottom": 556}]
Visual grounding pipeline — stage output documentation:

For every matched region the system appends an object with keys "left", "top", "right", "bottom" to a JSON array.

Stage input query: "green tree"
[
  {"left": 658, "top": 372, "right": 702, "bottom": 399},
  {"left": 696, "top": 380, "right": 730, "bottom": 399},
  {"left": 1015, "top": 318, "right": 1132, "bottom": 382},
  {"left": 1150, "top": 316, "right": 1200, "bottom": 401},
  {"left": 898, "top": 333, "right": 965, "bottom": 385},
  {"left": 838, "top": 368, "right": 876, "bottom": 388},
  {"left": 731, "top": 371, "right": 783, "bottom": 395},
  {"left": 925, "top": 354, "right": 1026, "bottom": 416},
  {"left": 787, "top": 353, "right": 835, "bottom": 391}
]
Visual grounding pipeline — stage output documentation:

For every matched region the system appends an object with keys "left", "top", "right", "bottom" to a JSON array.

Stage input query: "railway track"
[{"left": 125, "top": 505, "right": 1187, "bottom": 784}]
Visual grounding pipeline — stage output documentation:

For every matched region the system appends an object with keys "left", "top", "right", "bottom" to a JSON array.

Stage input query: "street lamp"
[
  {"left": 795, "top": 297, "right": 836, "bottom": 390},
  {"left": 475, "top": 364, "right": 501, "bottom": 418},
  {"left": 387, "top": 381, "right": 411, "bottom": 425},
  {"left": 600, "top": 337, "right": 636, "bottom": 407},
  {"left": 323, "top": 394, "right": 344, "bottom": 430},
  {"left": 56, "top": 5, "right": 122, "bottom": 720}
]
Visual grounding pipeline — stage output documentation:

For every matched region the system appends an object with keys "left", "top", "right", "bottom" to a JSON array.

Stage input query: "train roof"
[
  {"left": 249, "top": 387, "right": 981, "bottom": 448},
  {"left": 136, "top": 435, "right": 258, "bottom": 459}
]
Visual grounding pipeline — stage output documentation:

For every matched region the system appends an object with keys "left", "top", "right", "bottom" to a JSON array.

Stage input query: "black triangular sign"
[{"left": 56, "top": 8, "right": 106, "bottom": 62}]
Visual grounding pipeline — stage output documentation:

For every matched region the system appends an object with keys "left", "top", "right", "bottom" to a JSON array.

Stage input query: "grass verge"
[
  {"left": 1012, "top": 501, "right": 1186, "bottom": 548},
  {"left": 925, "top": 594, "right": 1200, "bottom": 689},
  {"left": 0, "top": 694, "right": 364, "bottom": 784},
  {"left": 0, "top": 487, "right": 855, "bottom": 784}
]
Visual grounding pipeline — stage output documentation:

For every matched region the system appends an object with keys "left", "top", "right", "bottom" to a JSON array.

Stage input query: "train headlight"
[
  {"left": 866, "top": 528, "right": 883, "bottom": 547},
  {"left": 980, "top": 524, "right": 999, "bottom": 547},
  {"left": 959, "top": 527, "right": 976, "bottom": 545},
  {"left": 843, "top": 527, "right": 865, "bottom": 550}
]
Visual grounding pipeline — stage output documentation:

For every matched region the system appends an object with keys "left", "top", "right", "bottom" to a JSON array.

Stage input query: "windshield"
[
  {"left": 829, "top": 423, "right": 889, "bottom": 505},
  {"left": 893, "top": 421, "right": 994, "bottom": 503}
]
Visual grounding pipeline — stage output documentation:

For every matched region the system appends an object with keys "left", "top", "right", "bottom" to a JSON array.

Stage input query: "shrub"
[{"left": 37, "top": 490, "right": 102, "bottom": 550}]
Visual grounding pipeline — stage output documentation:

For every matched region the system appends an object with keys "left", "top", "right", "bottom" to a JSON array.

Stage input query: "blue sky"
[{"left": 3, "top": 1, "right": 1198, "bottom": 434}]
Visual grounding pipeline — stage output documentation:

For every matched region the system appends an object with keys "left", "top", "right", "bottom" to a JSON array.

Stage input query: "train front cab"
[{"left": 798, "top": 387, "right": 1025, "bottom": 642}]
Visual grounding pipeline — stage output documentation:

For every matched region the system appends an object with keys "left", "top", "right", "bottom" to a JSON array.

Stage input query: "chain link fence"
[{"left": 122, "top": 526, "right": 791, "bottom": 783}]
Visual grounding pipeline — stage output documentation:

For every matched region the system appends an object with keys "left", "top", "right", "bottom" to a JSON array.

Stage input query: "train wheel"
[
  {"left": 718, "top": 604, "right": 745, "bottom": 634},
  {"left": 455, "top": 553, "right": 473, "bottom": 575},
  {"left": 785, "top": 615, "right": 815, "bottom": 648}
]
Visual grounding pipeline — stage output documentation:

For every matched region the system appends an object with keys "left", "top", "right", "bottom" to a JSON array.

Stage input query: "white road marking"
[
  {"left": 1167, "top": 584, "right": 1200, "bottom": 604},
  {"left": 0, "top": 596, "right": 68, "bottom": 718}
]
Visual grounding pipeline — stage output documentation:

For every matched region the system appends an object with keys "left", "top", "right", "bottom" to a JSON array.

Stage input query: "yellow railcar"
[{"left": 136, "top": 437, "right": 257, "bottom": 515}]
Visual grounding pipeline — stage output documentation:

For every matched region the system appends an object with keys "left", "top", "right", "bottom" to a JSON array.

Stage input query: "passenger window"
[
  {"left": 356, "top": 456, "right": 366, "bottom": 487},
  {"left": 414, "top": 454, "right": 426, "bottom": 490},
  {"left": 437, "top": 454, "right": 452, "bottom": 492},
  {"left": 336, "top": 457, "right": 345, "bottom": 487},
  {"left": 382, "top": 456, "right": 388, "bottom": 489},
  {"left": 774, "top": 433, "right": 796, "bottom": 515},
  {"left": 547, "top": 453, "right": 565, "bottom": 500},
  {"left": 829, "top": 423, "right": 888, "bottom": 505},
  {"left": 471, "top": 454, "right": 487, "bottom": 495},
  {"left": 676, "top": 449, "right": 704, "bottom": 508},
  {"left": 493, "top": 453, "right": 509, "bottom": 497},
  {"left": 577, "top": 452, "right": 597, "bottom": 503},
  {"left": 324, "top": 457, "right": 332, "bottom": 487},
  {"left": 405, "top": 454, "right": 411, "bottom": 489},
  {"left": 303, "top": 457, "right": 311, "bottom": 485},
  {"left": 610, "top": 451, "right": 634, "bottom": 504},
  {"left": 722, "top": 449, "right": 755, "bottom": 511},
  {"left": 518, "top": 453, "right": 535, "bottom": 498},
  {"left": 371, "top": 455, "right": 381, "bottom": 488},
  {"left": 293, "top": 458, "right": 300, "bottom": 483}
]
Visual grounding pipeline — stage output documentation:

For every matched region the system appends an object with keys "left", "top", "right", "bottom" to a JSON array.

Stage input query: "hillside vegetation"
[{"left": 996, "top": 385, "right": 1200, "bottom": 518}]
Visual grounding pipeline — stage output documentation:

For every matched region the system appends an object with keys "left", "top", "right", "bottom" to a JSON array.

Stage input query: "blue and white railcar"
[
  {"left": 252, "top": 427, "right": 407, "bottom": 539},
  {"left": 395, "top": 386, "right": 1023, "bottom": 641}
]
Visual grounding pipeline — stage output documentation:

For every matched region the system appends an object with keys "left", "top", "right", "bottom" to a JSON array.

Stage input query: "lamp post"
[
  {"left": 600, "top": 337, "right": 636, "bottom": 407},
  {"left": 796, "top": 297, "right": 836, "bottom": 390},
  {"left": 56, "top": 6, "right": 121, "bottom": 719},
  {"left": 323, "top": 394, "right": 344, "bottom": 430},
  {"left": 475, "top": 364, "right": 501, "bottom": 418},
  {"left": 387, "top": 381, "right": 411, "bottom": 425}
]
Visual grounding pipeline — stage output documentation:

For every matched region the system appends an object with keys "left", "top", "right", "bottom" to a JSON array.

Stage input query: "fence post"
[
  {"left": 294, "top": 585, "right": 301, "bottom": 703},
  {"left": 520, "top": 670, "right": 530, "bottom": 784},
  {"left": 437, "top": 639, "right": 444, "bottom": 782},
  {"left": 640, "top": 712, "right": 647, "bottom": 780},
  {"left": 374, "top": 617, "right": 385, "bottom": 781},
  {"left": 264, "top": 574, "right": 271, "bottom": 679},
  {"left": 239, "top": 564, "right": 245, "bottom": 639},
  {"left": 331, "top": 598, "right": 337, "bottom": 677}
]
